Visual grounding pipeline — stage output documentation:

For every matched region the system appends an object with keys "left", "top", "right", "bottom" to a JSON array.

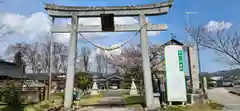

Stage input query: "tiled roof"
[
  {"left": 162, "top": 39, "right": 184, "bottom": 46},
  {"left": 0, "top": 60, "right": 24, "bottom": 78},
  {"left": 104, "top": 72, "right": 123, "bottom": 79},
  {"left": 0, "top": 60, "right": 18, "bottom": 66}
]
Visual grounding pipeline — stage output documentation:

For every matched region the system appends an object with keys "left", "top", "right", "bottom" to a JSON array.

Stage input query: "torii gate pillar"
[
  {"left": 64, "top": 14, "right": 78, "bottom": 109},
  {"left": 139, "top": 14, "right": 154, "bottom": 107},
  {"left": 44, "top": 1, "right": 172, "bottom": 110}
]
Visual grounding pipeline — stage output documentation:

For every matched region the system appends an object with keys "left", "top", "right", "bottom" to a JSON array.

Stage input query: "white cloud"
[
  {"left": 0, "top": 11, "right": 163, "bottom": 74},
  {"left": 0, "top": 11, "right": 160, "bottom": 65},
  {"left": 205, "top": 20, "right": 232, "bottom": 32},
  {"left": 0, "top": 12, "right": 160, "bottom": 44},
  {"left": 0, "top": 12, "right": 51, "bottom": 40},
  {"left": 0, "top": 41, "right": 9, "bottom": 55}
]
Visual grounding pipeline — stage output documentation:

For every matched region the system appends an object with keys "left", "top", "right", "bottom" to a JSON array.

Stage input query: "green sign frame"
[{"left": 178, "top": 50, "right": 184, "bottom": 71}]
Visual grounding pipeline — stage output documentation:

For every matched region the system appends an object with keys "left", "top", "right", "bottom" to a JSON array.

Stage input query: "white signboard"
[{"left": 164, "top": 45, "right": 187, "bottom": 102}]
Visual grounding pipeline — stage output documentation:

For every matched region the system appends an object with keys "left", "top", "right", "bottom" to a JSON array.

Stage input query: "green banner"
[{"left": 178, "top": 50, "right": 184, "bottom": 71}]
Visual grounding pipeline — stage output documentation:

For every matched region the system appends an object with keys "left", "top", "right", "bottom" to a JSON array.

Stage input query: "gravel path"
[
  {"left": 208, "top": 88, "right": 240, "bottom": 111},
  {"left": 98, "top": 97, "right": 125, "bottom": 105},
  {"left": 101, "top": 90, "right": 123, "bottom": 97},
  {"left": 78, "top": 90, "right": 144, "bottom": 111},
  {"left": 92, "top": 107, "right": 135, "bottom": 111},
  {"left": 91, "top": 90, "right": 132, "bottom": 111}
]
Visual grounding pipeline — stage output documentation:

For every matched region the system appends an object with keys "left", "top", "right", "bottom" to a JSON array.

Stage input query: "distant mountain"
[{"left": 200, "top": 69, "right": 240, "bottom": 77}]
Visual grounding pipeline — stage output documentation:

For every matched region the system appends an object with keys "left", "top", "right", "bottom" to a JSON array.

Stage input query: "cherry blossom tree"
[{"left": 107, "top": 44, "right": 165, "bottom": 92}]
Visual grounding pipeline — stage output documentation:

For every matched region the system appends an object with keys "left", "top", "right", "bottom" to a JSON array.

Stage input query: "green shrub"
[
  {"left": 0, "top": 87, "right": 24, "bottom": 105},
  {"left": 124, "top": 96, "right": 145, "bottom": 107},
  {"left": 24, "top": 106, "right": 36, "bottom": 111},
  {"left": 52, "top": 92, "right": 64, "bottom": 97},
  {"left": 208, "top": 101, "right": 224, "bottom": 110},
  {"left": 51, "top": 92, "right": 64, "bottom": 100},
  {"left": 166, "top": 106, "right": 190, "bottom": 111},
  {"left": 29, "top": 100, "right": 53, "bottom": 111}
]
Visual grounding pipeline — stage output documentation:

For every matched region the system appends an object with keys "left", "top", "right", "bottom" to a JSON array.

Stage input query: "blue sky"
[{"left": 0, "top": 0, "right": 239, "bottom": 73}]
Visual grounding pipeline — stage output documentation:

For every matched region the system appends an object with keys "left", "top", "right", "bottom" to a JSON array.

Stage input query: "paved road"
[
  {"left": 208, "top": 88, "right": 240, "bottom": 111},
  {"left": 228, "top": 87, "right": 240, "bottom": 94}
]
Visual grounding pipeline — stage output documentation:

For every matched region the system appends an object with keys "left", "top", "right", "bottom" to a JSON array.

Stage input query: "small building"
[
  {"left": 0, "top": 60, "right": 25, "bottom": 78},
  {"left": 0, "top": 60, "right": 46, "bottom": 102},
  {"left": 0, "top": 60, "right": 26, "bottom": 87},
  {"left": 94, "top": 72, "right": 124, "bottom": 90},
  {"left": 21, "top": 71, "right": 125, "bottom": 91}
]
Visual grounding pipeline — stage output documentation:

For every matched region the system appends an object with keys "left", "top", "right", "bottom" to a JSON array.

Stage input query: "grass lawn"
[
  {"left": 164, "top": 101, "right": 224, "bottom": 111},
  {"left": 51, "top": 92, "right": 64, "bottom": 100},
  {"left": 74, "top": 94, "right": 103, "bottom": 106},
  {"left": 17, "top": 93, "right": 64, "bottom": 111},
  {"left": 0, "top": 105, "right": 26, "bottom": 111},
  {"left": 0, "top": 105, "right": 7, "bottom": 110},
  {"left": 123, "top": 95, "right": 145, "bottom": 106},
  {"left": 0, "top": 92, "right": 68, "bottom": 111},
  {"left": 123, "top": 95, "right": 224, "bottom": 111},
  {"left": 51, "top": 92, "right": 104, "bottom": 106}
]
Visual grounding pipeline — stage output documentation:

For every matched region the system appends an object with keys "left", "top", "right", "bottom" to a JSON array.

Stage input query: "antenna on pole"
[
  {"left": 185, "top": 12, "right": 198, "bottom": 30},
  {"left": 185, "top": 12, "right": 198, "bottom": 44},
  {"left": 170, "top": 33, "right": 176, "bottom": 39}
]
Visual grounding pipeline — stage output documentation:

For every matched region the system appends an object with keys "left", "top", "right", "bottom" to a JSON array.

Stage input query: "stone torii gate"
[{"left": 44, "top": 1, "right": 172, "bottom": 110}]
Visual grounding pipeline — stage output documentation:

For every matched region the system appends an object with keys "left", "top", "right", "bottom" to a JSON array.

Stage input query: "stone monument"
[
  {"left": 130, "top": 79, "right": 138, "bottom": 95},
  {"left": 90, "top": 80, "right": 99, "bottom": 95},
  {"left": 187, "top": 45, "right": 204, "bottom": 104}
]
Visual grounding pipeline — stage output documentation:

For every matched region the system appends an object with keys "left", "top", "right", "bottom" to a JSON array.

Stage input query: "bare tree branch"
[
  {"left": 5, "top": 36, "right": 69, "bottom": 73},
  {"left": 0, "top": 24, "right": 13, "bottom": 40},
  {"left": 187, "top": 26, "right": 240, "bottom": 66},
  {"left": 80, "top": 47, "right": 91, "bottom": 72}
]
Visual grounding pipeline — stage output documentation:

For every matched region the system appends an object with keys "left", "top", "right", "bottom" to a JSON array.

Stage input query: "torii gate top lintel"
[{"left": 44, "top": 1, "right": 172, "bottom": 17}]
